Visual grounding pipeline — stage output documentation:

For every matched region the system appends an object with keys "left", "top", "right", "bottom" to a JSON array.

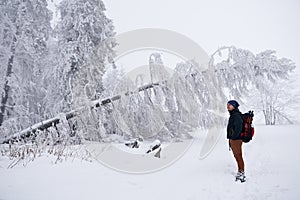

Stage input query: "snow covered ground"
[{"left": 1, "top": 125, "right": 299, "bottom": 200}]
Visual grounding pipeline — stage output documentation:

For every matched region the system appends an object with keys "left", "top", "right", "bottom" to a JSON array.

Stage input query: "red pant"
[{"left": 229, "top": 139, "right": 244, "bottom": 172}]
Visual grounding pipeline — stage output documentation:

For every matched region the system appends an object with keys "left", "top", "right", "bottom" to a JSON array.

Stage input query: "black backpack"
[{"left": 240, "top": 111, "right": 254, "bottom": 143}]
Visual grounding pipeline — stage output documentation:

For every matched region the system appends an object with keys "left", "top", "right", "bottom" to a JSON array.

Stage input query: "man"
[{"left": 227, "top": 100, "right": 246, "bottom": 182}]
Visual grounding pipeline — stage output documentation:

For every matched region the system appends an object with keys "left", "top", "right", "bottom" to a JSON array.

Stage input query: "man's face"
[{"left": 227, "top": 103, "right": 234, "bottom": 111}]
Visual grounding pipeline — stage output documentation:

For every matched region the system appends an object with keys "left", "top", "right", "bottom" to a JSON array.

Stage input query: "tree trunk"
[
  {"left": 0, "top": 35, "right": 17, "bottom": 126},
  {"left": 263, "top": 104, "right": 277, "bottom": 125},
  {"left": 2, "top": 82, "right": 160, "bottom": 144},
  {"left": 263, "top": 109, "right": 270, "bottom": 125},
  {"left": 270, "top": 105, "right": 276, "bottom": 125}
]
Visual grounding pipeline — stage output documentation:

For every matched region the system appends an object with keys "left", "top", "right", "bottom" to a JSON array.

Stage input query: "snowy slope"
[{"left": 0, "top": 125, "right": 299, "bottom": 200}]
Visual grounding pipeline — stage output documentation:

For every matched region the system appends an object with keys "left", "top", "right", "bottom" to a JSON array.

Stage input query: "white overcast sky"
[{"left": 102, "top": 0, "right": 300, "bottom": 74}]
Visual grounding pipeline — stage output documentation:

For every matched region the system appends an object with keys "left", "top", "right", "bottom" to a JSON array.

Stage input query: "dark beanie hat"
[{"left": 228, "top": 100, "right": 239, "bottom": 108}]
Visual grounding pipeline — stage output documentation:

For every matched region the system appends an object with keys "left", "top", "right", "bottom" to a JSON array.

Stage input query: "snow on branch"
[
  {"left": 2, "top": 46, "right": 296, "bottom": 143},
  {"left": 1, "top": 82, "right": 161, "bottom": 144}
]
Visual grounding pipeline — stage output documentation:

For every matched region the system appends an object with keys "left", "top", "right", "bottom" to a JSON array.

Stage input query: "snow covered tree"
[
  {"left": 98, "top": 46, "right": 295, "bottom": 142},
  {"left": 149, "top": 53, "right": 169, "bottom": 84},
  {"left": 0, "top": 6, "right": 13, "bottom": 127},
  {"left": 102, "top": 63, "right": 126, "bottom": 97},
  {"left": 0, "top": 0, "right": 52, "bottom": 134},
  {"left": 247, "top": 76, "right": 300, "bottom": 125},
  {"left": 54, "top": 0, "right": 116, "bottom": 112},
  {"left": 47, "top": 0, "right": 116, "bottom": 141},
  {"left": 211, "top": 47, "right": 295, "bottom": 99},
  {"left": 211, "top": 46, "right": 296, "bottom": 124}
]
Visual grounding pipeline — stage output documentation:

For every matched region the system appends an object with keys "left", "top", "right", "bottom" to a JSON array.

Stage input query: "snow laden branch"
[
  {"left": 210, "top": 46, "right": 296, "bottom": 125},
  {"left": 209, "top": 46, "right": 296, "bottom": 100},
  {"left": 1, "top": 82, "right": 160, "bottom": 144},
  {"left": 1, "top": 46, "right": 295, "bottom": 144}
]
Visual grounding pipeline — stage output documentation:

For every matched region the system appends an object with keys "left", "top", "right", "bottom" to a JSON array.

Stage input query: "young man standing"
[{"left": 227, "top": 100, "right": 246, "bottom": 182}]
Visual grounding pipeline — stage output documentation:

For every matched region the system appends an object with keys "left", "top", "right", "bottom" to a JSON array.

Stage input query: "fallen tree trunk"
[{"left": 2, "top": 82, "right": 160, "bottom": 144}]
